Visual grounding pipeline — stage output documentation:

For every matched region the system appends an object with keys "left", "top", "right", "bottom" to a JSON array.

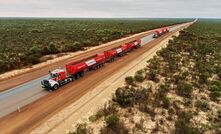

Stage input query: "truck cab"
[
  {"left": 153, "top": 30, "right": 161, "bottom": 38},
  {"left": 41, "top": 69, "right": 72, "bottom": 91},
  {"left": 49, "top": 69, "right": 67, "bottom": 82}
]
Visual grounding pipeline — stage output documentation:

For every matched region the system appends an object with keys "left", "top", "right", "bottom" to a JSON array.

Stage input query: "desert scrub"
[
  {"left": 176, "top": 81, "right": 193, "bottom": 98},
  {"left": 114, "top": 87, "right": 136, "bottom": 107},
  {"left": 175, "top": 111, "right": 200, "bottom": 134},
  {"left": 101, "top": 114, "right": 128, "bottom": 134},
  {"left": 69, "top": 123, "right": 92, "bottom": 134},
  {"left": 125, "top": 76, "right": 135, "bottom": 86},
  {"left": 209, "top": 80, "right": 221, "bottom": 101},
  {"left": 195, "top": 100, "right": 210, "bottom": 112},
  {"left": 134, "top": 69, "right": 146, "bottom": 82},
  {"left": 0, "top": 18, "right": 190, "bottom": 74}
]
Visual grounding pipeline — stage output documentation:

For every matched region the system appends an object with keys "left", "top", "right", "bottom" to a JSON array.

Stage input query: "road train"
[{"left": 41, "top": 27, "right": 169, "bottom": 91}]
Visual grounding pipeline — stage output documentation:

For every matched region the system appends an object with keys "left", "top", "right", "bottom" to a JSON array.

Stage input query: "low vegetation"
[
  {"left": 0, "top": 18, "right": 191, "bottom": 74},
  {"left": 69, "top": 19, "right": 221, "bottom": 134}
]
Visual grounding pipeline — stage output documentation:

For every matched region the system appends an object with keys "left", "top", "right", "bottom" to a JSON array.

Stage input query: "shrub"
[
  {"left": 72, "top": 123, "right": 92, "bottom": 134},
  {"left": 195, "top": 100, "right": 210, "bottom": 112},
  {"left": 125, "top": 76, "right": 135, "bottom": 85},
  {"left": 148, "top": 69, "right": 158, "bottom": 82},
  {"left": 115, "top": 87, "right": 135, "bottom": 107},
  {"left": 209, "top": 85, "right": 221, "bottom": 92},
  {"left": 105, "top": 114, "right": 120, "bottom": 128},
  {"left": 210, "top": 91, "right": 221, "bottom": 101},
  {"left": 217, "top": 109, "right": 221, "bottom": 120},
  {"left": 101, "top": 113, "right": 129, "bottom": 134},
  {"left": 168, "top": 107, "right": 176, "bottom": 116},
  {"left": 88, "top": 115, "right": 97, "bottom": 122},
  {"left": 103, "top": 103, "right": 117, "bottom": 116},
  {"left": 218, "top": 69, "right": 221, "bottom": 79},
  {"left": 199, "top": 72, "right": 210, "bottom": 84},
  {"left": 134, "top": 70, "right": 145, "bottom": 82},
  {"left": 210, "top": 80, "right": 221, "bottom": 88},
  {"left": 25, "top": 46, "right": 41, "bottom": 64},
  {"left": 177, "top": 81, "right": 193, "bottom": 98},
  {"left": 47, "top": 42, "right": 59, "bottom": 54},
  {"left": 183, "top": 97, "right": 192, "bottom": 107},
  {"left": 175, "top": 111, "right": 200, "bottom": 134},
  {"left": 162, "top": 96, "right": 170, "bottom": 109}
]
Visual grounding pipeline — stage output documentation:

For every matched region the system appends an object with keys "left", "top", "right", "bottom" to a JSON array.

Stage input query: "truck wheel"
[
  {"left": 53, "top": 84, "right": 59, "bottom": 90},
  {"left": 76, "top": 74, "right": 80, "bottom": 79},
  {"left": 71, "top": 76, "right": 75, "bottom": 81},
  {"left": 81, "top": 72, "right": 85, "bottom": 77}
]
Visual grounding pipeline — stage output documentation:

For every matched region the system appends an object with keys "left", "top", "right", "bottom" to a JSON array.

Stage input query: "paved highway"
[{"left": 0, "top": 24, "right": 186, "bottom": 118}]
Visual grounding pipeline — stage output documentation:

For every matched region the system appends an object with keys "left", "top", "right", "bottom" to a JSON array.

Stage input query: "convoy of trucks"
[
  {"left": 41, "top": 28, "right": 169, "bottom": 91},
  {"left": 153, "top": 27, "right": 169, "bottom": 38}
]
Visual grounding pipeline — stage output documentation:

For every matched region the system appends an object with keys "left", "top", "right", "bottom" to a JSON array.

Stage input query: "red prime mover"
[
  {"left": 41, "top": 54, "right": 106, "bottom": 91},
  {"left": 153, "top": 27, "right": 169, "bottom": 38},
  {"left": 41, "top": 39, "right": 141, "bottom": 91}
]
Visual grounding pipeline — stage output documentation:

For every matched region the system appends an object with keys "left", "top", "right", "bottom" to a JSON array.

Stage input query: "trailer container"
[
  {"left": 104, "top": 49, "right": 117, "bottom": 62},
  {"left": 66, "top": 54, "right": 106, "bottom": 78}
]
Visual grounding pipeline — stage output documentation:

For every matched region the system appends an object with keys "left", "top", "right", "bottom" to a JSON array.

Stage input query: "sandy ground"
[{"left": 31, "top": 24, "right": 190, "bottom": 134}]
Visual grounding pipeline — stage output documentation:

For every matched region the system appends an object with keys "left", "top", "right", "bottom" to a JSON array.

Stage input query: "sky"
[{"left": 0, "top": 0, "right": 220, "bottom": 18}]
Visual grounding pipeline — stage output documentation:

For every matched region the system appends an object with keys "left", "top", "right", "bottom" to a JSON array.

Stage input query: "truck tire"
[
  {"left": 71, "top": 76, "right": 75, "bottom": 81},
  {"left": 76, "top": 73, "right": 80, "bottom": 79},
  {"left": 53, "top": 84, "right": 59, "bottom": 90},
  {"left": 81, "top": 71, "right": 85, "bottom": 77}
]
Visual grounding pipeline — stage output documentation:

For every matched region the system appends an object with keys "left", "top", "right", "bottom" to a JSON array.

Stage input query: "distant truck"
[
  {"left": 41, "top": 39, "right": 141, "bottom": 91},
  {"left": 153, "top": 27, "right": 170, "bottom": 38}
]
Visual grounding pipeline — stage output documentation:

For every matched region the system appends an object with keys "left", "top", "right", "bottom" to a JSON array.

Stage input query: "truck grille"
[{"left": 42, "top": 80, "right": 50, "bottom": 87}]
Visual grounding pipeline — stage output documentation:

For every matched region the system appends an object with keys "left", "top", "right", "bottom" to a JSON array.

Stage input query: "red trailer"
[
  {"left": 118, "top": 44, "right": 129, "bottom": 56},
  {"left": 126, "top": 39, "right": 141, "bottom": 50},
  {"left": 104, "top": 49, "right": 117, "bottom": 62},
  {"left": 153, "top": 27, "right": 169, "bottom": 38},
  {"left": 66, "top": 54, "right": 106, "bottom": 77}
]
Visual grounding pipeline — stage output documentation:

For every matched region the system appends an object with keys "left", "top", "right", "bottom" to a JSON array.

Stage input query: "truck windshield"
[{"left": 50, "top": 73, "right": 58, "bottom": 78}]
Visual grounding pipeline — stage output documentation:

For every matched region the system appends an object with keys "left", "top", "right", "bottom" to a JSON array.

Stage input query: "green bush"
[
  {"left": 209, "top": 85, "right": 221, "bottom": 92},
  {"left": 199, "top": 72, "right": 210, "bottom": 84},
  {"left": 47, "top": 42, "right": 59, "bottom": 54},
  {"left": 162, "top": 96, "right": 170, "bottom": 109},
  {"left": 177, "top": 81, "right": 193, "bottom": 98},
  {"left": 134, "top": 70, "right": 145, "bottom": 82},
  {"left": 115, "top": 87, "right": 135, "bottom": 107},
  {"left": 105, "top": 114, "right": 120, "bottom": 128},
  {"left": 25, "top": 46, "right": 42, "bottom": 64},
  {"left": 210, "top": 91, "right": 221, "bottom": 101},
  {"left": 195, "top": 100, "right": 210, "bottom": 112},
  {"left": 210, "top": 80, "right": 221, "bottom": 88},
  {"left": 175, "top": 111, "right": 200, "bottom": 134},
  {"left": 125, "top": 76, "right": 135, "bottom": 85},
  {"left": 71, "top": 123, "right": 91, "bottom": 134},
  {"left": 148, "top": 69, "right": 158, "bottom": 82}
]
